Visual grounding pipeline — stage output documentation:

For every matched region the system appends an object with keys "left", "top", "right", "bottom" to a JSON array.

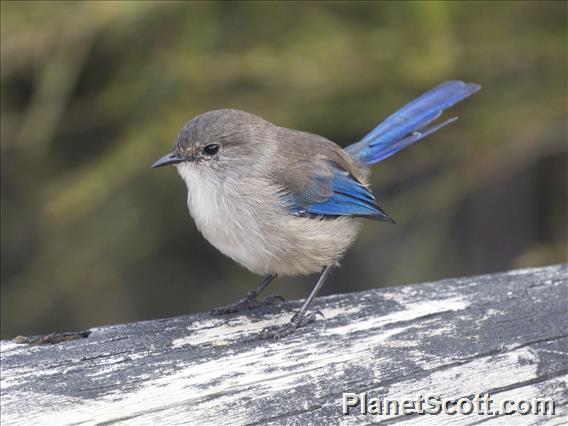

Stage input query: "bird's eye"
[{"left": 203, "top": 144, "right": 220, "bottom": 156}]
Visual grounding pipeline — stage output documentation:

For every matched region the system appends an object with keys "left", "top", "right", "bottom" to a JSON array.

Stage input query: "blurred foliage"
[{"left": 1, "top": 1, "right": 566, "bottom": 338}]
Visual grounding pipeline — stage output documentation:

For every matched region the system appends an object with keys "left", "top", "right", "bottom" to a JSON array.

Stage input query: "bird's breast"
[{"left": 176, "top": 163, "right": 360, "bottom": 276}]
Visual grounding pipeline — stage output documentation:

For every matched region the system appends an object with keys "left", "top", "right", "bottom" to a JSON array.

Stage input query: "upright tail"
[{"left": 345, "top": 80, "right": 480, "bottom": 166}]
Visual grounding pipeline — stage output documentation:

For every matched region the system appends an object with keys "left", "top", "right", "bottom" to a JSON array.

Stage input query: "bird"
[{"left": 152, "top": 80, "right": 480, "bottom": 338}]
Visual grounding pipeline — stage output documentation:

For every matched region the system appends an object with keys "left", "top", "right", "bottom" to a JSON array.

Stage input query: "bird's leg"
[
  {"left": 260, "top": 265, "right": 332, "bottom": 339},
  {"left": 210, "top": 274, "right": 282, "bottom": 315}
]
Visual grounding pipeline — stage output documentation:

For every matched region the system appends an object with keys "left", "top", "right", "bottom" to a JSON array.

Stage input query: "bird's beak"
[{"left": 151, "top": 152, "right": 185, "bottom": 168}]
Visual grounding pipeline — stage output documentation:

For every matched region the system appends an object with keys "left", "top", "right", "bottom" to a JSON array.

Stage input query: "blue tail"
[{"left": 345, "top": 81, "right": 480, "bottom": 166}]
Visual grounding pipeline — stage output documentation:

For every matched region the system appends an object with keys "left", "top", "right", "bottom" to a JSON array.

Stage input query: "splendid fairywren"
[{"left": 152, "top": 80, "right": 480, "bottom": 338}]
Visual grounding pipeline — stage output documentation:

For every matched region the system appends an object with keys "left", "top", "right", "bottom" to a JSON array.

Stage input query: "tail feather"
[{"left": 345, "top": 81, "right": 480, "bottom": 166}]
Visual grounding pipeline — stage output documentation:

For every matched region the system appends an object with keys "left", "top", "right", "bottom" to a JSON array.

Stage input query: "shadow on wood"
[{"left": 1, "top": 265, "right": 567, "bottom": 424}]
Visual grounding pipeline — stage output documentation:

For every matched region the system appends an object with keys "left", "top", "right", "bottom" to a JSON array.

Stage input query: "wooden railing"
[{"left": 1, "top": 264, "right": 566, "bottom": 425}]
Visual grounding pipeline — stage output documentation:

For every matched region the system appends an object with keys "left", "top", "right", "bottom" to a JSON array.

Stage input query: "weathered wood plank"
[{"left": 1, "top": 265, "right": 567, "bottom": 425}]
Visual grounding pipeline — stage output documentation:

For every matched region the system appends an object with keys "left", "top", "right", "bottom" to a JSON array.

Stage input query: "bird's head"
[{"left": 152, "top": 109, "right": 271, "bottom": 180}]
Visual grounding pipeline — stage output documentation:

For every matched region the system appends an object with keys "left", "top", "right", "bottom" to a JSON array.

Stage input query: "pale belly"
[
  {"left": 183, "top": 175, "right": 360, "bottom": 276},
  {"left": 193, "top": 211, "right": 360, "bottom": 276}
]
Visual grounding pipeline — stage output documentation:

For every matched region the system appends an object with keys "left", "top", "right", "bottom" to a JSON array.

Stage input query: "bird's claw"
[
  {"left": 260, "top": 309, "right": 321, "bottom": 340},
  {"left": 210, "top": 292, "right": 285, "bottom": 315}
]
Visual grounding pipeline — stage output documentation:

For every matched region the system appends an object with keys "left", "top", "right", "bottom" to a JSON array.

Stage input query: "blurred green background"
[{"left": 1, "top": 1, "right": 566, "bottom": 339}]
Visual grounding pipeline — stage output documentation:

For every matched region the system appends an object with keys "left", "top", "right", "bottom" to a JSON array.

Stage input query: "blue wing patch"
[{"left": 290, "top": 166, "right": 394, "bottom": 223}]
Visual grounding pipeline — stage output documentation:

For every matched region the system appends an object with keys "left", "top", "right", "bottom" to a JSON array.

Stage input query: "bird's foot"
[
  {"left": 260, "top": 310, "right": 324, "bottom": 340},
  {"left": 210, "top": 292, "right": 284, "bottom": 315}
]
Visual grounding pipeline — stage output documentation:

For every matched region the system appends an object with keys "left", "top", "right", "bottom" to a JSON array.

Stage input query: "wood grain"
[{"left": 1, "top": 265, "right": 567, "bottom": 425}]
